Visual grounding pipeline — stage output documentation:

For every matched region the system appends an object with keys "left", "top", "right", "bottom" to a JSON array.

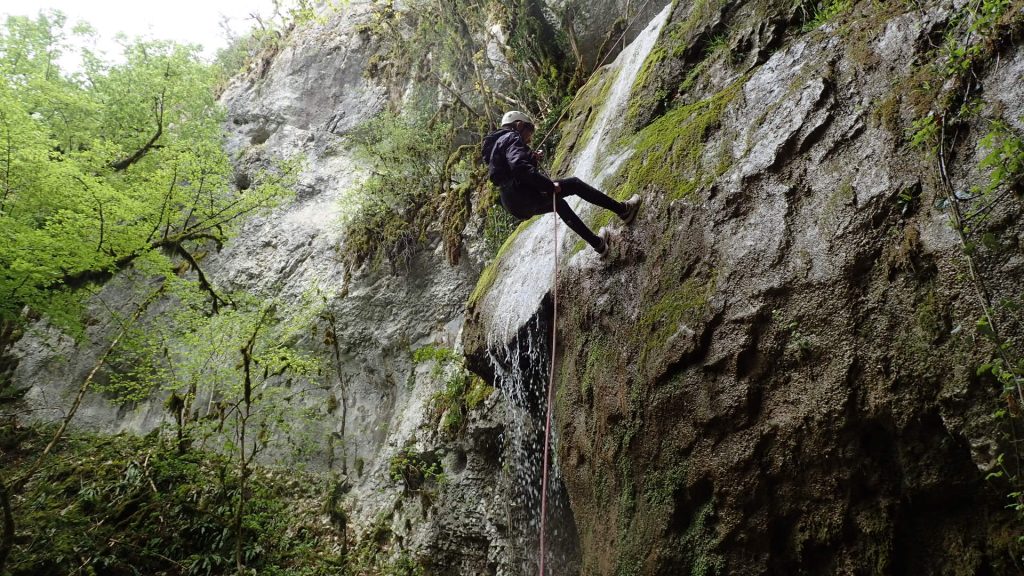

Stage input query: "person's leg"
[
  {"left": 553, "top": 197, "right": 603, "bottom": 251},
  {"left": 503, "top": 183, "right": 605, "bottom": 252},
  {"left": 556, "top": 177, "right": 626, "bottom": 213}
]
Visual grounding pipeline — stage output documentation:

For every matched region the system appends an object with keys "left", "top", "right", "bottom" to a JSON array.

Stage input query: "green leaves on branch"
[
  {"left": 412, "top": 344, "right": 493, "bottom": 437},
  {"left": 0, "top": 12, "right": 296, "bottom": 332},
  {"left": 978, "top": 120, "right": 1024, "bottom": 195}
]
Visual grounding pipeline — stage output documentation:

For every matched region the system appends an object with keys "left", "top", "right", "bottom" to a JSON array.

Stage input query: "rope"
[
  {"left": 534, "top": 2, "right": 663, "bottom": 571},
  {"left": 533, "top": 0, "right": 660, "bottom": 153},
  {"left": 539, "top": 188, "right": 559, "bottom": 576}
]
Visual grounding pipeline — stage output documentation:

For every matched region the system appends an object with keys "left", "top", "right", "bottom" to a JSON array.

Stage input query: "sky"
[{"left": 0, "top": 0, "right": 279, "bottom": 65}]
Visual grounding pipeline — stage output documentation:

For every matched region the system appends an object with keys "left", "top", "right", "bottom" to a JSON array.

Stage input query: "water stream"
[
  {"left": 482, "top": 5, "right": 674, "bottom": 574},
  {"left": 478, "top": 2, "right": 674, "bottom": 350}
]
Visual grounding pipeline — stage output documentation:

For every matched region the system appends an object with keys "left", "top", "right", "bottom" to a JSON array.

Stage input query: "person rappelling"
[{"left": 481, "top": 111, "right": 641, "bottom": 257}]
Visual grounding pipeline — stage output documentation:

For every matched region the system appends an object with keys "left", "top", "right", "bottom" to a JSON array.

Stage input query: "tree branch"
[
  {"left": 110, "top": 80, "right": 168, "bottom": 172},
  {"left": 937, "top": 114, "right": 1023, "bottom": 406},
  {"left": 60, "top": 232, "right": 224, "bottom": 290},
  {"left": 429, "top": 70, "right": 481, "bottom": 118},
  {"left": 147, "top": 163, "right": 179, "bottom": 245},
  {"left": 1, "top": 112, "right": 11, "bottom": 213},
  {"left": 74, "top": 177, "right": 105, "bottom": 253},
  {"left": 168, "top": 242, "right": 225, "bottom": 313}
]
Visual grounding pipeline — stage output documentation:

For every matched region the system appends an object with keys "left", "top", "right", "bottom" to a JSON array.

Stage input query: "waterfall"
[
  {"left": 481, "top": 5, "right": 674, "bottom": 574},
  {"left": 573, "top": 3, "right": 674, "bottom": 185},
  {"left": 478, "top": 2, "right": 673, "bottom": 351}
]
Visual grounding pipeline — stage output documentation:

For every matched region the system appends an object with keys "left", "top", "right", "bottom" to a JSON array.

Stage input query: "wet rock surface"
[
  {"left": 8, "top": 0, "right": 660, "bottom": 571},
  {"left": 465, "top": 0, "right": 1024, "bottom": 573}
]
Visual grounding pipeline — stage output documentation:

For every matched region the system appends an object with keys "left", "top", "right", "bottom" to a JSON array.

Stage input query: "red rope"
[{"left": 539, "top": 188, "right": 559, "bottom": 575}]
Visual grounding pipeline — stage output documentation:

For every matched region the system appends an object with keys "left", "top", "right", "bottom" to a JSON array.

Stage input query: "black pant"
[{"left": 499, "top": 177, "right": 624, "bottom": 250}]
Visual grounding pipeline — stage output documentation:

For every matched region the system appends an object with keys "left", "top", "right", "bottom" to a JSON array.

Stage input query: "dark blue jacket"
[{"left": 488, "top": 130, "right": 555, "bottom": 195}]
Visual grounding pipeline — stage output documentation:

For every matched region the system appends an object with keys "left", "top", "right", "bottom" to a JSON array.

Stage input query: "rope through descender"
[
  {"left": 534, "top": 0, "right": 662, "bottom": 571},
  {"left": 539, "top": 186, "right": 558, "bottom": 576}
]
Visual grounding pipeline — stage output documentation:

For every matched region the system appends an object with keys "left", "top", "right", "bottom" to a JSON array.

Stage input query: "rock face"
[
  {"left": 466, "top": 0, "right": 1024, "bottom": 574},
  {"left": 11, "top": 0, "right": 1024, "bottom": 574},
  {"left": 11, "top": 2, "right": 517, "bottom": 573},
  {"left": 7, "top": 0, "right": 638, "bottom": 572}
]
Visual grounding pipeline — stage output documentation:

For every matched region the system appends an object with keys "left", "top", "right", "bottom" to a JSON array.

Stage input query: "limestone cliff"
[{"left": 9, "top": 0, "right": 1024, "bottom": 574}]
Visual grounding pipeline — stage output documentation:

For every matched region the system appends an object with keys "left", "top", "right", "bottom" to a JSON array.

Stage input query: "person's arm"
[{"left": 506, "top": 137, "right": 555, "bottom": 193}]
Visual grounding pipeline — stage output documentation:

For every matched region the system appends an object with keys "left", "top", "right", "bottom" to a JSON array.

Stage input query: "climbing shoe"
[
  {"left": 596, "top": 228, "right": 611, "bottom": 259},
  {"left": 618, "top": 194, "right": 642, "bottom": 225}
]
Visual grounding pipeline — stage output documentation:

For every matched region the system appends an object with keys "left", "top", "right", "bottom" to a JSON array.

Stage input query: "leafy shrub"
[
  {"left": 3, "top": 428, "right": 342, "bottom": 576},
  {"left": 388, "top": 447, "right": 446, "bottom": 492},
  {"left": 412, "top": 345, "right": 494, "bottom": 436}
]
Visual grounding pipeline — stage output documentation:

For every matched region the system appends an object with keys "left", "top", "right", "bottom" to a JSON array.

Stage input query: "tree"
[
  {"left": 0, "top": 11, "right": 296, "bottom": 338},
  {"left": 0, "top": 11, "right": 303, "bottom": 573}
]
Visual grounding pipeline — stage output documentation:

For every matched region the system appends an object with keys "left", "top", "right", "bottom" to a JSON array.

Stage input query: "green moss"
[
  {"left": 679, "top": 56, "right": 713, "bottom": 95},
  {"left": 571, "top": 207, "right": 618, "bottom": 256},
  {"left": 616, "top": 80, "right": 742, "bottom": 202},
  {"left": 638, "top": 272, "right": 717, "bottom": 356},
  {"left": 579, "top": 71, "right": 617, "bottom": 151},
  {"left": 665, "top": 0, "right": 729, "bottom": 58},
  {"left": 551, "top": 68, "right": 616, "bottom": 174},
  {"left": 682, "top": 500, "right": 725, "bottom": 576},
  {"left": 467, "top": 216, "right": 538, "bottom": 307},
  {"left": 820, "top": 176, "right": 855, "bottom": 234},
  {"left": 581, "top": 335, "right": 608, "bottom": 398},
  {"left": 625, "top": 0, "right": 730, "bottom": 126},
  {"left": 625, "top": 45, "right": 669, "bottom": 126},
  {"left": 644, "top": 461, "right": 688, "bottom": 509},
  {"left": 914, "top": 288, "right": 944, "bottom": 344}
]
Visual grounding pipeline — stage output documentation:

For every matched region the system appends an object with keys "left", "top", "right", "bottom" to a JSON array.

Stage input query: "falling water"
[
  {"left": 482, "top": 5, "right": 674, "bottom": 575},
  {"left": 573, "top": 3, "right": 674, "bottom": 184}
]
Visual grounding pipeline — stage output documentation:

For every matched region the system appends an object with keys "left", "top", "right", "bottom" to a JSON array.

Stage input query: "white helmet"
[{"left": 501, "top": 110, "right": 533, "bottom": 127}]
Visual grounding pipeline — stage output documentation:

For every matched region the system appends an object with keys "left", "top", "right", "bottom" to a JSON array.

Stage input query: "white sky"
[{"left": 0, "top": 0, "right": 279, "bottom": 65}]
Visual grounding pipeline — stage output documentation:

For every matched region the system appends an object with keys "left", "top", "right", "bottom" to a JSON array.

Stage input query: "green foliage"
[
  {"left": 773, "top": 309, "right": 816, "bottom": 361},
  {"left": 907, "top": 114, "right": 938, "bottom": 150},
  {"left": 491, "top": 0, "right": 578, "bottom": 119},
  {"left": 413, "top": 344, "right": 494, "bottom": 436},
  {"left": 907, "top": 0, "right": 1018, "bottom": 121},
  {"left": 3, "top": 428, "right": 342, "bottom": 576},
  {"left": 383, "top": 552, "right": 427, "bottom": 576},
  {"left": 482, "top": 197, "right": 520, "bottom": 256},
  {"left": 978, "top": 120, "right": 1024, "bottom": 195},
  {"left": 388, "top": 447, "right": 446, "bottom": 492},
  {"left": 212, "top": 0, "right": 344, "bottom": 87},
  {"left": 665, "top": 0, "right": 729, "bottom": 57},
  {"left": 341, "top": 107, "right": 456, "bottom": 269},
  {"left": 0, "top": 11, "right": 295, "bottom": 333},
  {"left": 802, "top": 0, "right": 853, "bottom": 32},
  {"left": 344, "top": 0, "right": 584, "bottom": 270},
  {"left": 412, "top": 344, "right": 459, "bottom": 365}
]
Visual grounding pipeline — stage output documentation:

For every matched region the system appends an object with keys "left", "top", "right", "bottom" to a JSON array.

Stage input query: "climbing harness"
[{"left": 534, "top": 1, "right": 660, "bottom": 572}]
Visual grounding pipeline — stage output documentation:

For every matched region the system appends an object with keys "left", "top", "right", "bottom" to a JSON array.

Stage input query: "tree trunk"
[{"left": 0, "top": 480, "right": 14, "bottom": 573}]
